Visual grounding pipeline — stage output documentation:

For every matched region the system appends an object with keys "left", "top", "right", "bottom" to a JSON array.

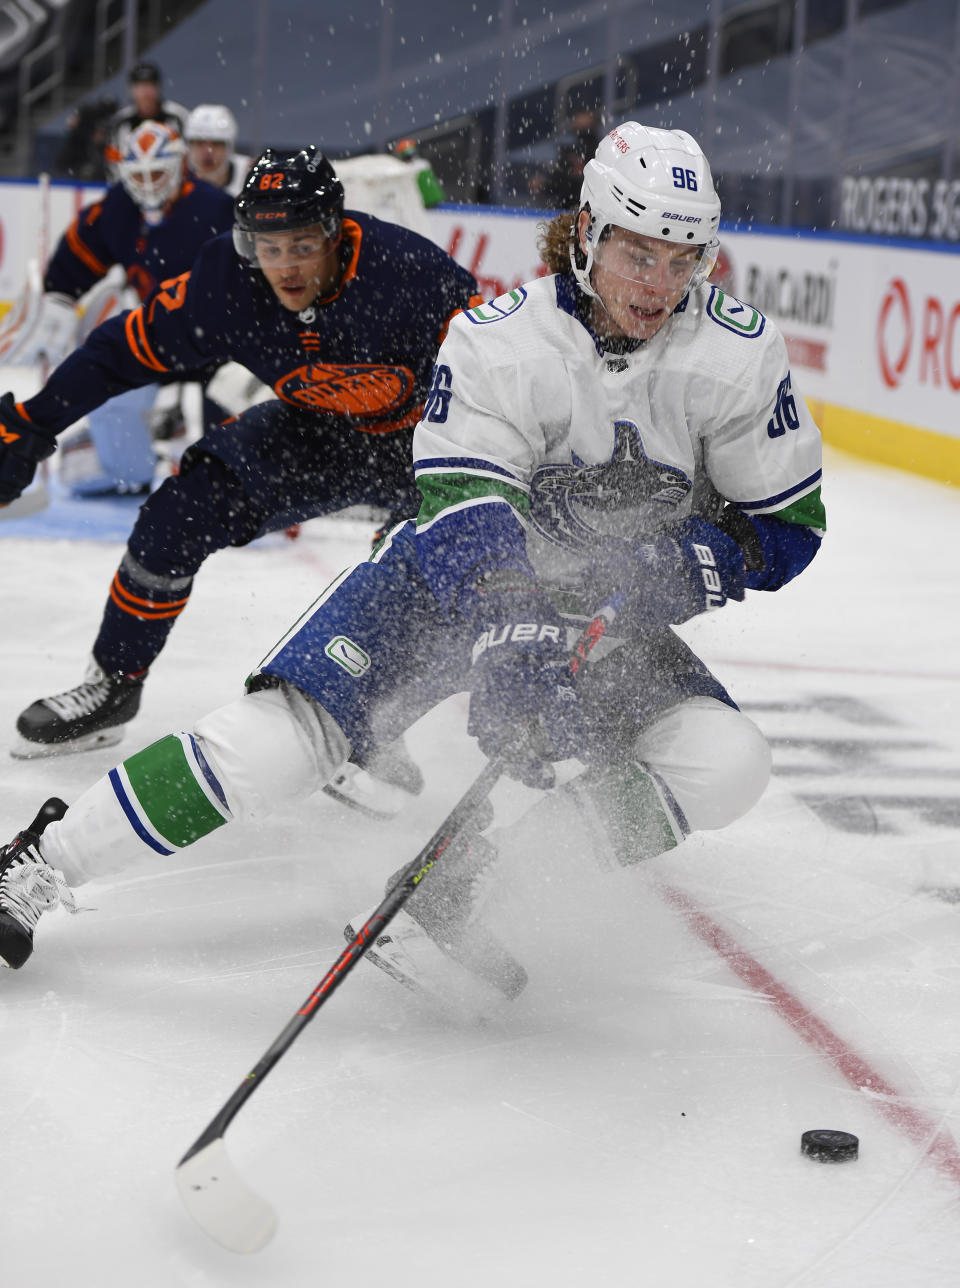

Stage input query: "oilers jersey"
[
  {"left": 25, "top": 212, "right": 481, "bottom": 436},
  {"left": 43, "top": 177, "right": 236, "bottom": 304},
  {"left": 412, "top": 273, "right": 825, "bottom": 616}
]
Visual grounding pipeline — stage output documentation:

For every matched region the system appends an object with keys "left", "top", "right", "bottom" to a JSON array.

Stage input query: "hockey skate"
[
  {"left": 345, "top": 829, "right": 528, "bottom": 1009},
  {"left": 323, "top": 736, "right": 425, "bottom": 819},
  {"left": 0, "top": 798, "right": 77, "bottom": 969},
  {"left": 12, "top": 656, "right": 145, "bottom": 759}
]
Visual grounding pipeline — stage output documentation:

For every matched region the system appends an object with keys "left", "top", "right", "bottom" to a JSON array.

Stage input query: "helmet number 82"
[
  {"left": 259, "top": 173, "right": 285, "bottom": 189},
  {"left": 672, "top": 166, "right": 698, "bottom": 191}
]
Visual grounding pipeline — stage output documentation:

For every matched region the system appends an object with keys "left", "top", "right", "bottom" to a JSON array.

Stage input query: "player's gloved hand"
[
  {"left": 586, "top": 514, "right": 752, "bottom": 634},
  {"left": 0, "top": 393, "right": 57, "bottom": 504},
  {"left": 467, "top": 581, "right": 584, "bottom": 789}
]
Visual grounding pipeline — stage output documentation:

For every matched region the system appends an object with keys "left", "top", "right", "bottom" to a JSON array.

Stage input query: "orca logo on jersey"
[
  {"left": 530, "top": 420, "right": 691, "bottom": 550},
  {"left": 275, "top": 363, "right": 416, "bottom": 424}
]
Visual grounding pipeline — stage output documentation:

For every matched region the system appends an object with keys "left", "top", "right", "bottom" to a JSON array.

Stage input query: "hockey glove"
[
  {"left": 586, "top": 515, "right": 750, "bottom": 634},
  {"left": 467, "top": 581, "right": 584, "bottom": 790},
  {"left": 0, "top": 394, "right": 56, "bottom": 504}
]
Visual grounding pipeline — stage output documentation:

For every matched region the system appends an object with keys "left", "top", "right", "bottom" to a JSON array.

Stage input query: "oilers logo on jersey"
[
  {"left": 529, "top": 419, "right": 692, "bottom": 550},
  {"left": 274, "top": 362, "right": 416, "bottom": 423}
]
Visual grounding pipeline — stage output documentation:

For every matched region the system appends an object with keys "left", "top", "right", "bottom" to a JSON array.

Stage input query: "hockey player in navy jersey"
[
  {"left": 0, "top": 120, "right": 235, "bottom": 494},
  {"left": 0, "top": 124, "right": 826, "bottom": 992},
  {"left": 0, "top": 145, "right": 480, "bottom": 768}
]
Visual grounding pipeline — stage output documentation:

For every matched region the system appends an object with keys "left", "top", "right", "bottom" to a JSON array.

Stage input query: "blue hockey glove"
[
  {"left": 586, "top": 515, "right": 749, "bottom": 634},
  {"left": 0, "top": 393, "right": 56, "bottom": 504},
  {"left": 467, "top": 580, "right": 585, "bottom": 789}
]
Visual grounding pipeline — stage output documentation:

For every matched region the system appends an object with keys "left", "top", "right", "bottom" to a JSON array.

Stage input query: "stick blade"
[{"left": 175, "top": 1136, "right": 277, "bottom": 1254}]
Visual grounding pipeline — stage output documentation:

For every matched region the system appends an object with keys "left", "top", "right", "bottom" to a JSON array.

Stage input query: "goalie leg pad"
[{"left": 70, "top": 386, "right": 158, "bottom": 495}]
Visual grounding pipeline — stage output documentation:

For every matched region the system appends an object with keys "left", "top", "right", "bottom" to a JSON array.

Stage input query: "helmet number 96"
[{"left": 672, "top": 166, "right": 698, "bottom": 191}]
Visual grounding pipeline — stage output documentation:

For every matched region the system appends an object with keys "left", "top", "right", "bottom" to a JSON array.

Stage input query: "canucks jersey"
[
  {"left": 43, "top": 178, "right": 235, "bottom": 303},
  {"left": 26, "top": 212, "right": 481, "bottom": 435},
  {"left": 412, "top": 272, "right": 825, "bottom": 615}
]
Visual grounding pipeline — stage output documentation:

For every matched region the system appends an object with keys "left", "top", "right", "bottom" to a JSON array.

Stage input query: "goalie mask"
[
  {"left": 572, "top": 123, "right": 721, "bottom": 301},
  {"left": 233, "top": 146, "right": 344, "bottom": 266},
  {"left": 118, "top": 121, "right": 186, "bottom": 212}
]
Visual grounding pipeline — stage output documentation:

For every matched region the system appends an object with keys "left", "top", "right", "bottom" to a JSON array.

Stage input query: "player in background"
[
  {"left": 0, "top": 125, "right": 825, "bottom": 995},
  {"left": 0, "top": 121, "right": 235, "bottom": 496},
  {"left": 105, "top": 61, "right": 189, "bottom": 176},
  {"left": 184, "top": 104, "right": 253, "bottom": 198},
  {"left": 0, "top": 145, "right": 480, "bottom": 778}
]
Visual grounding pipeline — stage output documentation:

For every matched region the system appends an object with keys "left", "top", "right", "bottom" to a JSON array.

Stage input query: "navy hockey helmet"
[{"left": 233, "top": 145, "right": 344, "bottom": 263}]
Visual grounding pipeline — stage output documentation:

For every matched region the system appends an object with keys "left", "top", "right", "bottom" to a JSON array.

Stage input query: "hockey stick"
[
  {"left": 175, "top": 754, "right": 503, "bottom": 1254},
  {"left": 175, "top": 602, "right": 621, "bottom": 1254}
]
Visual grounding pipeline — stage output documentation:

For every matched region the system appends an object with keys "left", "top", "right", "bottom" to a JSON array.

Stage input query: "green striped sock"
[{"left": 123, "top": 734, "right": 229, "bottom": 848}]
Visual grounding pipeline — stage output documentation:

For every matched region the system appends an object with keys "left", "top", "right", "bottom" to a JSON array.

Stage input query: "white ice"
[{"left": 2, "top": 446, "right": 960, "bottom": 1287}]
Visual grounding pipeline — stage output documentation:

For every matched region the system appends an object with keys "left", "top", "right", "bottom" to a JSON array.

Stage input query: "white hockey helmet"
[
  {"left": 572, "top": 123, "right": 721, "bottom": 298},
  {"left": 118, "top": 121, "right": 186, "bottom": 211},
  {"left": 185, "top": 103, "right": 238, "bottom": 147}
]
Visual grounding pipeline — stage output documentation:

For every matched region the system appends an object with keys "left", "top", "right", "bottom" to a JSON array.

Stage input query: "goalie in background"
[{"left": 0, "top": 120, "right": 234, "bottom": 497}]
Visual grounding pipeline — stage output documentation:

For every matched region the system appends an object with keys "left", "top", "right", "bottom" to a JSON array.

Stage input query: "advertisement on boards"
[{"left": 3, "top": 181, "right": 960, "bottom": 454}]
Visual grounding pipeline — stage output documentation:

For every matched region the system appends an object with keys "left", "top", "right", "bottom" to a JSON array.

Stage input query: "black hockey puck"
[{"left": 801, "top": 1129, "right": 859, "bottom": 1163}]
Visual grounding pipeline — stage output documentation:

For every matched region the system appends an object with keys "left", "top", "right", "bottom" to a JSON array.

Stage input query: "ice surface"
[{"left": 2, "top": 446, "right": 960, "bottom": 1286}]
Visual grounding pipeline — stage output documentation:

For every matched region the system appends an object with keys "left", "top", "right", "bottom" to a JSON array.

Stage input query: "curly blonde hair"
[{"left": 536, "top": 212, "right": 578, "bottom": 274}]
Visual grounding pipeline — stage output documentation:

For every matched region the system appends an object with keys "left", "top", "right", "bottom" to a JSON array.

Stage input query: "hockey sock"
[
  {"left": 110, "top": 733, "right": 231, "bottom": 852},
  {"left": 563, "top": 760, "right": 690, "bottom": 867},
  {"left": 39, "top": 733, "right": 231, "bottom": 884},
  {"left": 92, "top": 454, "right": 262, "bottom": 674},
  {"left": 94, "top": 550, "right": 194, "bottom": 674}
]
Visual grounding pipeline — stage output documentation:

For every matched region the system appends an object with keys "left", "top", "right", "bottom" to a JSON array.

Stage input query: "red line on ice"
[{"left": 658, "top": 881, "right": 960, "bottom": 1190}]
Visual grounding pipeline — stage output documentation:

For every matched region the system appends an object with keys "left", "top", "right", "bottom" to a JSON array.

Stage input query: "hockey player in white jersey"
[
  {"left": 0, "top": 123, "right": 825, "bottom": 995},
  {"left": 184, "top": 104, "right": 253, "bottom": 197}
]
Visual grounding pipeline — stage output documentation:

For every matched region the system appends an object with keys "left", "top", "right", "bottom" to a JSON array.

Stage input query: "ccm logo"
[
  {"left": 692, "top": 542, "right": 724, "bottom": 609},
  {"left": 472, "top": 622, "right": 560, "bottom": 664}
]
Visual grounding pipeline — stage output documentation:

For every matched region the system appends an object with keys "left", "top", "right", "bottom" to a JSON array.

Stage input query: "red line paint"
[{"left": 658, "top": 881, "right": 960, "bottom": 1190}]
